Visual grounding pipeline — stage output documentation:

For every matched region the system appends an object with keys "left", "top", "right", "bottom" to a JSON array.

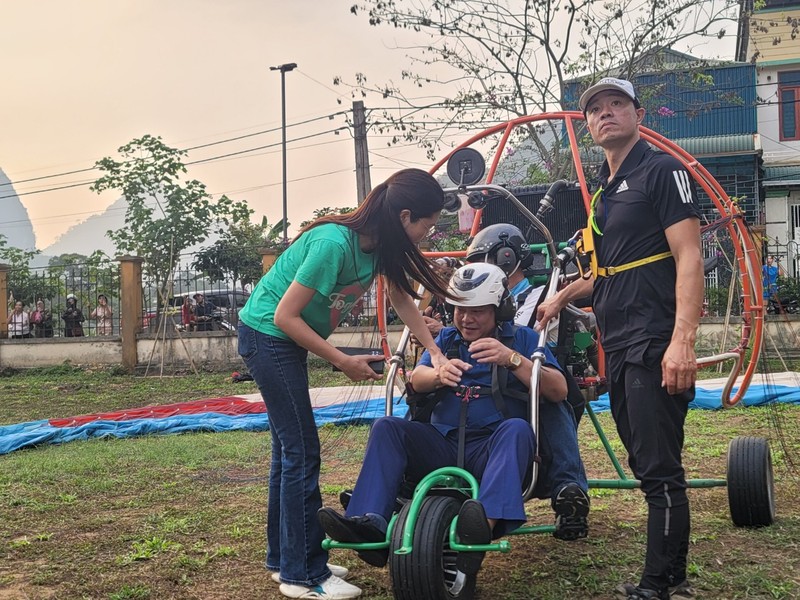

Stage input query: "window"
[{"left": 778, "top": 71, "right": 800, "bottom": 141}]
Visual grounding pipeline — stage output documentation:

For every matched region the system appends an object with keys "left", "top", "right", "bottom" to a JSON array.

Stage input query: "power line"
[
  {"left": 186, "top": 127, "right": 349, "bottom": 166},
  {"left": 0, "top": 127, "right": 349, "bottom": 201},
  {"left": 0, "top": 109, "right": 351, "bottom": 189},
  {"left": 0, "top": 168, "right": 355, "bottom": 229}
]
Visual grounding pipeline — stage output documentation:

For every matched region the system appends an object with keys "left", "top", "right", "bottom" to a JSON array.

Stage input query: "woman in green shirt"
[{"left": 238, "top": 168, "right": 452, "bottom": 599}]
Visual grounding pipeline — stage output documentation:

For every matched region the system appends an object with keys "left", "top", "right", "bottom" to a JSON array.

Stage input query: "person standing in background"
[
  {"left": 91, "top": 294, "right": 113, "bottom": 335},
  {"left": 30, "top": 300, "right": 54, "bottom": 338},
  {"left": 762, "top": 255, "right": 779, "bottom": 300},
  {"left": 194, "top": 293, "right": 217, "bottom": 332},
  {"left": 8, "top": 301, "right": 31, "bottom": 339},
  {"left": 62, "top": 294, "right": 86, "bottom": 337}
]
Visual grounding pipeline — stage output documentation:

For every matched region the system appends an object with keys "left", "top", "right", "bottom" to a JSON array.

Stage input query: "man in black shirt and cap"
[
  {"left": 538, "top": 77, "right": 703, "bottom": 600},
  {"left": 193, "top": 293, "right": 217, "bottom": 332}
]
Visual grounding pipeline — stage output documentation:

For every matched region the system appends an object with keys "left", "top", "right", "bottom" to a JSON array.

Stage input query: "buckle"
[
  {"left": 454, "top": 385, "right": 481, "bottom": 400},
  {"left": 606, "top": 266, "right": 617, "bottom": 276}
]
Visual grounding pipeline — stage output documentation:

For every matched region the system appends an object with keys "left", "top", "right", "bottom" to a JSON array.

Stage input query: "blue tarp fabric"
[{"left": 1, "top": 383, "right": 798, "bottom": 456}]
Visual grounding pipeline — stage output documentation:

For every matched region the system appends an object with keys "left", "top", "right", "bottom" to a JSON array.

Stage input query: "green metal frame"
[{"left": 322, "top": 399, "right": 727, "bottom": 559}]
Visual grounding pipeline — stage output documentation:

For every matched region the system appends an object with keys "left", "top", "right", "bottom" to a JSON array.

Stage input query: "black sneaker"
[
  {"left": 668, "top": 579, "right": 696, "bottom": 599},
  {"left": 614, "top": 583, "right": 670, "bottom": 600},
  {"left": 614, "top": 583, "right": 668, "bottom": 600},
  {"left": 317, "top": 508, "right": 389, "bottom": 568},
  {"left": 551, "top": 483, "right": 590, "bottom": 541}
]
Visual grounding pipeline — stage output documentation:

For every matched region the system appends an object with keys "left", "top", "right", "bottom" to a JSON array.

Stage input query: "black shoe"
[
  {"left": 551, "top": 483, "right": 590, "bottom": 541},
  {"left": 339, "top": 488, "right": 405, "bottom": 514},
  {"left": 455, "top": 499, "right": 491, "bottom": 575},
  {"left": 668, "top": 579, "right": 696, "bottom": 599},
  {"left": 614, "top": 583, "right": 668, "bottom": 600},
  {"left": 317, "top": 507, "right": 389, "bottom": 568}
]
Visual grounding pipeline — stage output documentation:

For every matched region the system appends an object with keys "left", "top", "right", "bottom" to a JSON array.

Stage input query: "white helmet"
[{"left": 448, "top": 263, "right": 516, "bottom": 321}]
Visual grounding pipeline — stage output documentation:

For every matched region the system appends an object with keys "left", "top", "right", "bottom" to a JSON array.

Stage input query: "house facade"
[{"left": 749, "top": 0, "right": 800, "bottom": 276}]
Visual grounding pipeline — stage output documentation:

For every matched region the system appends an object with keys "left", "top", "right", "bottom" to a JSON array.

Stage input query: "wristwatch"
[{"left": 507, "top": 351, "right": 523, "bottom": 371}]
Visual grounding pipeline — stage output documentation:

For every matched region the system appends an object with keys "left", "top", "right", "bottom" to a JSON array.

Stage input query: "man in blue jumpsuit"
[
  {"left": 538, "top": 78, "right": 703, "bottom": 600},
  {"left": 464, "top": 224, "right": 591, "bottom": 538},
  {"left": 318, "top": 263, "right": 572, "bottom": 572}
]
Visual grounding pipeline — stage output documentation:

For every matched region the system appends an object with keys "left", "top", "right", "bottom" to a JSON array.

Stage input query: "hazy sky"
[
  {"left": 1, "top": 1, "right": 736, "bottom": 251},
  {"left": 0, "top": 1, "right": 434, "bottom": 249}
]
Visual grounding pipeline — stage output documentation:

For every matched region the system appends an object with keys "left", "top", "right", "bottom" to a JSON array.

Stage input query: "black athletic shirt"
[{"left": 591, "top": 139, "right": 700, "bottom": 352}]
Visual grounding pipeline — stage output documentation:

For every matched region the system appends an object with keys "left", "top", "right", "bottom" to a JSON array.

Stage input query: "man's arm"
[
  {"left": 535, "top": 275, "right": 594, "bottom": 332},
  {"left": 662, "top": 217, "right": 703, "bottom": 395}
]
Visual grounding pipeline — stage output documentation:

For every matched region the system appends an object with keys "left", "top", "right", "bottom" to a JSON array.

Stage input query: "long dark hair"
[{"left": 300, "top": 168, "right": 451, "bottom": 299}]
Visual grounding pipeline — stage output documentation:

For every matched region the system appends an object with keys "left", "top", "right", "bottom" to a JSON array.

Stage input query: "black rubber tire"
[
  {"left": 389, "top": 495, "right": 477, "bottom": 600},
  {"left": 727, "top": 436, "right": 776, "bottom": 527}
]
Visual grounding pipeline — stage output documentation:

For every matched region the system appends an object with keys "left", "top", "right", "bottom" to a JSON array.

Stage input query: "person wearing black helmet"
[
  {"left": 62, "top": 294, "right": 85, "bottom": 337},
  {"left": 465, "top": 223, "right": 539, "bottom": 324},
  {"left": 318, "top": 263, "right": 568, "bottom": 576},
  {"left": 466, "top": 223, "right": 591, "bottom": 542}
]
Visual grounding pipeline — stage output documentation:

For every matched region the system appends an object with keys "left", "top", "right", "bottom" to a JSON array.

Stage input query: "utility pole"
[
  {"left": 735, "top": 0, "right": 753, "bottom": 62},
  {"left": 353, "top": 101, "right": 372, "bottom": 205},
  {"left": 270, "top": 62, "right": 297, "bottom": 244}
]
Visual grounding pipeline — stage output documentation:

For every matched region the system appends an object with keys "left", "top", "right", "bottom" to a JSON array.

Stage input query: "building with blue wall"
[{"left": 563, "top": 54, "right": 763, "bottom": 228}]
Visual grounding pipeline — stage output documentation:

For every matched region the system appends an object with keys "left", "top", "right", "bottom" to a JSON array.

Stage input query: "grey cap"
[{"left": 579, "top": 77, "right": 638, "bottom": 112}]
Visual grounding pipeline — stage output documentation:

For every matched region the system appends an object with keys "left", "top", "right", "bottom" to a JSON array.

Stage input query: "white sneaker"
[
  {"left": 279, "top": 574, "right": 361, "bottom": 599},
  {"left": 271, "top": 563, "right": 349, "bottom": 584}
]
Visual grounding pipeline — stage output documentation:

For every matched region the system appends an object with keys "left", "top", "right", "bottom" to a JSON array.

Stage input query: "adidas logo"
[
  {"left": 631, "top": 377, "right": 644, "bottom": 388},
  {"left": 617, "top": 180, "right": 629, "bottom": 193}
]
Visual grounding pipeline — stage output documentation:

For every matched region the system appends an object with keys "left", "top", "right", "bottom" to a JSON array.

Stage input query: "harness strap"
[
  {"left": 595, "top": 250, "right": 673, "bottom": 277},
  {"left": 454, "top": 386, "right": 484, "bottom": 469},
  {"left": 496, "top": 327, "right": 528, "bottom": 404}
]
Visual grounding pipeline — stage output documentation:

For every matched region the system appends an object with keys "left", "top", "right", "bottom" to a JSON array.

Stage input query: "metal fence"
[
  {"left": 141, "top": 264, "right": 251, "bottom": 334},
  {"left": 140, "top": 263, "right": 384, "bottom": 334},
  {"left": 6, "top": 261, "right": 121, "bottom": 339}
]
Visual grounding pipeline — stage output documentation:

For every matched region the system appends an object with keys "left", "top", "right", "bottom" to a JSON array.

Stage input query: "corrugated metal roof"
[
  {"left": 577, "top": 134, "right": 757, "bottom": 163},
  {"left": 670, "top": 134, "right": 757, "bottom": 156},
  {"left": 764, "top": 165, "right": 800, "bottom": 186}
]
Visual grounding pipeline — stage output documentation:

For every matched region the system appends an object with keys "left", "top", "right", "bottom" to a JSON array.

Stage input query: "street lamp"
[{"left": 269, "top": 62, "right": 297, "bottom": 246}]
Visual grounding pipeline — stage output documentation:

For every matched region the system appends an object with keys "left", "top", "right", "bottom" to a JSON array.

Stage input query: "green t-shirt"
[{"left": 239, "top": 223, "right": 376, "bottom": 340}]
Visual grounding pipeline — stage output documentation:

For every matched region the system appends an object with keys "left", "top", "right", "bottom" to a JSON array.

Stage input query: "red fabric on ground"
[{"left": 49, "top": 397, "right": 265, "bottom": 428}]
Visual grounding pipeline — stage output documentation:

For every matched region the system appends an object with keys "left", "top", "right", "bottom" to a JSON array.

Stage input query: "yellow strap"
[{"left": 596, "top": 251, "right": 673, "bottom": 278}]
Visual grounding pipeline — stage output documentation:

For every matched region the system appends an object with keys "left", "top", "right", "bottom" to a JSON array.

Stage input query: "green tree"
[
  {"left": 192, "top": 217, "right": 287, "bottom": 291},
  {"left": 0, "top": 235, "right": 41, "bottom": 308},
  {"left": 48, "top": 253, "right": 90, "bottom": 281},
  {"left": 91, "top": 135, "right": 251, "bottom": 305},
  {"left": 298, "top": 206, "right": 357, "bottom": 229}
]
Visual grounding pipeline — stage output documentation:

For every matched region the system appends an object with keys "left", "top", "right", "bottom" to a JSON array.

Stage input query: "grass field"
[{"left": 1, "top": 364, "right": 799, "bottom": 599}]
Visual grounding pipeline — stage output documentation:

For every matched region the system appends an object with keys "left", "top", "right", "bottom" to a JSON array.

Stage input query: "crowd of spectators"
[{"left": 5, "top": 294, "right": 113, "bottom": 339}]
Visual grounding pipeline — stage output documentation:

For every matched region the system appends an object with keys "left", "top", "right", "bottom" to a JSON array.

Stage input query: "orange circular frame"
[{"left": 377, "top": 112, "right": 763, "bottom": 407}]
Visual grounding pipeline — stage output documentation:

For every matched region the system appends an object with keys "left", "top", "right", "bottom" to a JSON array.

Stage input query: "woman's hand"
[{"left": 337, "top": 354, "right": 384, "bottom": 382}]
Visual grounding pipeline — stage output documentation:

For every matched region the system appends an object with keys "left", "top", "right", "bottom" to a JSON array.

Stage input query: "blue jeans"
[
  {"left": 238, "top": 323, "right": 331, "bottom": 586},
  {"left": 538, "top": 398, "right": 588, "bottom": 497}
]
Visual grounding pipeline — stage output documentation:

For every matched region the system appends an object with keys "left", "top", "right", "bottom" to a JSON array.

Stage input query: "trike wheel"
[
  {"left": 727, "top": 436, "right": 775, "bottom": 527},
  {"left": 389, "top": 495, "right": 477, "bottom": 600}
]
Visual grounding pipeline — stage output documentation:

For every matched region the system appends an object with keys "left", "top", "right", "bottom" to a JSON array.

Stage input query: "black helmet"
[{"left": 466, "top": 223, "right": 532, "bottom": 275}]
